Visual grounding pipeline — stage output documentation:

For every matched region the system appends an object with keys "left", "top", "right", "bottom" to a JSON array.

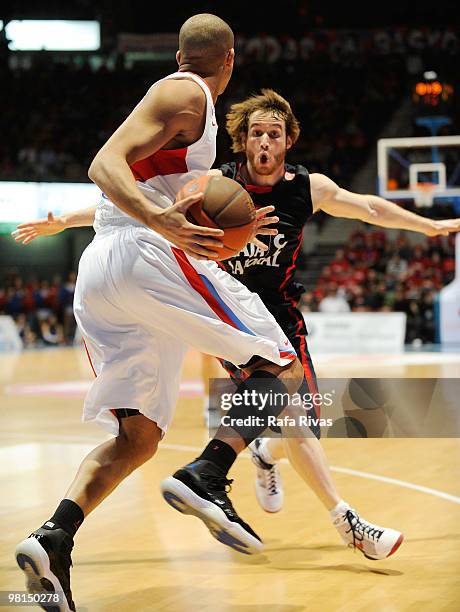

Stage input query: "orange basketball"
[{"left": 176, "top": 174, "right": 256, "bottom": 260}]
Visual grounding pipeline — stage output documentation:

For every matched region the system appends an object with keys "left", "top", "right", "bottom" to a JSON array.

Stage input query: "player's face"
[{"left": 243, "top": 111, "right": 292, "bottom": 175}]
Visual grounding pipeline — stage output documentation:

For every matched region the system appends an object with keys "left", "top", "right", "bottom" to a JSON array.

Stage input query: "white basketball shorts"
[{"left": 74, "top": 225, "right": 297, "bottom": 435}]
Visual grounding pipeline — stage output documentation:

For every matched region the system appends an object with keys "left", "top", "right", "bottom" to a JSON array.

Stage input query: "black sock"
[
  {"left": 198, "top": 439, "right": 237, "bottom": 475},
  {"left": 224, "top": 370, "right": 290, "bottom": 445},
  {"left": 44, "top": 499, "right": 84, "bottom": 538}
]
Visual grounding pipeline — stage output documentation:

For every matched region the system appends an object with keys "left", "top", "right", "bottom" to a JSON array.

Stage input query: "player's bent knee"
[
  {"left": 272, "top": 358, "right": 305, "bottom": 395},
  {"left": 123, "top": 435, "right": 159, "bottom": 467},
  {"left": 243, "top": 356, "right": 302, "bottom": 378},
  {"left": 119, "top": 415, "right": 162, "bottom": 464},
  {"left": 279, "top": 358, "right": 303, "bottom": 378},
  {"left": 242, "top": 357, "right": 304, "bottom": 399}
]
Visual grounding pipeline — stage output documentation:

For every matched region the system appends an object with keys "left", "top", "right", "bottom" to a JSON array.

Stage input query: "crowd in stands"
[
  {"left": 0, "top": 57, "right": 391, "bottom": 190},
  {"left": 0, "top": 26, "right": 424, "bottom": 191},
  {"left": 300, "top": 230, "right": 456, "bottom": 343},
  {"left": 0, "top": 273, "right": 77, "bottom": 348},
  {"left": 1, "top": 229, "right": 455, "bottom": 348},
  {"left": 0, "top": 20, "right": 458, "bottom": 348}
]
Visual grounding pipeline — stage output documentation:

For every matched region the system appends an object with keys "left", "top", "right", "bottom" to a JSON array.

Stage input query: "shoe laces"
[
  {"left": 202, "top": 474, "right": 239, "bottom": 519},
  {"left": 251, "top": 443, "right": 274, "bottom": 472},
  {"left": 202, "top": 474, "right": 234, "bottom": 493},
  {"left": 266, "top": 465, "right": 279, "bottom": 495},
  {"left": 345, "top": 510, "right": 384, "bottom": 548}
]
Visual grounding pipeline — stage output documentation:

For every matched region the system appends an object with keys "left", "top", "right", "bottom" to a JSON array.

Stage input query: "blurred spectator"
[
  {"left": 59, "top": 272, "right": 77, "bottom": 341},
  {"left": 15, "top": 313, "right": 38, "bottom": 347},
  {"left": 329, "top": 249, "right": 350, "bottom": 277},
  {"left": 420, "top": 291, "right": 436, "bottom": 343},
  {"left": 40, "top": 314, "right": 64, "bottom": 346},
  {"left": 386, "top": 254, "right": 408, "bottom": 277},
  {"left": 0, "top": 272, "right": 78, "bottom": 348},
  {"left": 318, "top": 286, "right": 351, "bottom": 313},
  {"left": 300, "top": 290, "right": 318, "bottom": 312},
  {"left": 405, "top": 301, "right": 424, "bottom": 344}
]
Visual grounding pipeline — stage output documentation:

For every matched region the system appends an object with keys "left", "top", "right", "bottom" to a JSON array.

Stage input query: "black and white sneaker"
[
  {"left": 15, "top": 525, "right": 75, "bottom": 611},
  {"left": 161, "top": 459, "right": 263, "bottom": 555}
]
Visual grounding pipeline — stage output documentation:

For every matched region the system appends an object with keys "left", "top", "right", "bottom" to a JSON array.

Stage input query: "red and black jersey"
[
  {"left": 219, "top": 162, "right": 320, "bottom": 432},
  {"left": 219, "top": 162, "right": 313, "bottom": 310}
]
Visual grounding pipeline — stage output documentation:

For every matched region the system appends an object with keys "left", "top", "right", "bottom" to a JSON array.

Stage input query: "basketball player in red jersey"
[
  {"left": 202, "top": 88, "right": 460, "bottom": 527},
  {"left": 14, "top": 16, "right": 315, "bottom": 609}
]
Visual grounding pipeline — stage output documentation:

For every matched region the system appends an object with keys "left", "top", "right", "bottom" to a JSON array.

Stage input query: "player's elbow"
[
  {"left": 363, "top": 196, "right": 384, "bottom": 223},
  {"left": 88, "top": 152, "right": 107, "bottom": 184},
  {"left": 88, "top": 157, "right": 98, "bottom": 183}
]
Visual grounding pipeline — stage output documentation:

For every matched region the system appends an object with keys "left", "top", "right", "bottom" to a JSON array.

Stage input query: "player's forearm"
[
  {"left": 364, "top": 195, "right": 435, "bottom": 235},
  {"left": 88, "top": 152, "right": 163, "bottom": 227},
  {"left": 60, "top": 205, "right": 97, "bottom": 229}
]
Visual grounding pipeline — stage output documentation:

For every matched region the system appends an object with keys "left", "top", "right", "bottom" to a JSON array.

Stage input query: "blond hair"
[{"left": 226, "top": 89, "right": 300, "bottom": 153}]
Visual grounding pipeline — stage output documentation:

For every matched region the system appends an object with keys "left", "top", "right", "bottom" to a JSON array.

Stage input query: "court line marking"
[
  {"left": 328, "top": 465, "right": 460, "bottom": 505},
  {"left": 161, "top": 442, "right": 460, "bottom": 505},
  {"left": 1, "top": 434, "right": 459, "bottom": 505}
]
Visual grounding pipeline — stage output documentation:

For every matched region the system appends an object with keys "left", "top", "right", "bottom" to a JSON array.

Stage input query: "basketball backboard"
[{"left": 377, "top": 135, "right": 460, "bottom": 207}]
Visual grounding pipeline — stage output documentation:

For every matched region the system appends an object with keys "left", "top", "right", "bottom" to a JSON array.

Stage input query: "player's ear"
[
  {"left": 176, "top": 50, "right": 181, "bottom": 65},
  {"left": 226, "top": 48, "right": 235, "bottom": 67},
  {"left": 286, "top": 136, "right": 293, "bottom": 151}
]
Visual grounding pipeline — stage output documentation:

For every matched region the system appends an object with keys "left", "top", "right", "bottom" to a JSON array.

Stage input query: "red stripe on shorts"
[
  {"left": 83, "top": 340, "right": 118, "bottom": 419},
  {"left": 279, "top": 350, "right": 297, "bottom": 361},
  {"left": 171, "top": 247, "right": 239, "bottom": 329},
  {"left": 83, "top": 339, "right": 97, "bottom": 378}
]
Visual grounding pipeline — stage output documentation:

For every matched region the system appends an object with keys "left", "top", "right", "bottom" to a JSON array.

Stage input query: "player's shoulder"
[
  {"left": 167, "top": 76, "right": 207, "bottom": 103},
  {"left": 145, "top": 77, "right": 206, "bottom": 115},
  {"left": 309, "top": 172, "right": 335, "bottom": 190},
  {"left": 285, "top": 163, "right": 309, "bottom": 179}
]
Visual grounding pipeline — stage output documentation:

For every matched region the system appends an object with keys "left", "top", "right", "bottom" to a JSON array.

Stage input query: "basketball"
[{"left": 176, "top": 174, "right": 256, "bottom": 260}]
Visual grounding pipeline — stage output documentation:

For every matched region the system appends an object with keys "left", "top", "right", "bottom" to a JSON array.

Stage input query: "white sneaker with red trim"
[{"left": 333, "top": 507, "right": 404, "bottom": 560}]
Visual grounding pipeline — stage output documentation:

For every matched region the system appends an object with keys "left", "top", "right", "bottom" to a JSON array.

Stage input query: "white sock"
[
  {"left": 257, "top": 438, "right": 276, "bottom": 465},
  {"left": 330, "top": 500, "right": 351, "bottom": 520}
]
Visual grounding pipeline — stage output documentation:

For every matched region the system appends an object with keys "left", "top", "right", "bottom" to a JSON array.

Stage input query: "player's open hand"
[
  {"left": 11, "top": 212, "right": 65, "bottom": 244},
  {"left": 249, "top": 205, "right": 279, "bottom": 251},
  {"left": 150, "top": 192, "right": 224, "bottom": 260},
  {"left": 426, "top": 218, "right": 460, "bottom": 236}
]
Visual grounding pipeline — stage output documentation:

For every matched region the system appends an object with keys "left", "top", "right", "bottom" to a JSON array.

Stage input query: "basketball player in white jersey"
[{"left": 14, "top": 14, "right": 312, "bottom": 610}]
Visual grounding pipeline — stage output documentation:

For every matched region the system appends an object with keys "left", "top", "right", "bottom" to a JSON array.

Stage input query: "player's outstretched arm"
[
  {"left": 88, "top": 80, "right": 224, "bottom": 259},
  {"left": 12, "top": 206, "right": 97, "bottom": 244},
  {"left": 311, "top": 173, "right": 460, "bottom": 236}
]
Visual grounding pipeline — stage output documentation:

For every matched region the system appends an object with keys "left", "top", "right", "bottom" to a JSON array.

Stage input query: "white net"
[{"left": 414, "top": 183, "right": 436, "bottom": 208}]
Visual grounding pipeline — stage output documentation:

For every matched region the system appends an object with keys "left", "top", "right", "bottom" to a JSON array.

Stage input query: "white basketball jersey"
[{"left": 94, "top": 71, "right": 218, "bottom": 231}]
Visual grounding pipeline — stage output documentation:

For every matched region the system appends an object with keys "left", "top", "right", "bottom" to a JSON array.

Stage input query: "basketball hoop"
[{"left": 414, "top": 182, "right": 436, "bottom": 208}]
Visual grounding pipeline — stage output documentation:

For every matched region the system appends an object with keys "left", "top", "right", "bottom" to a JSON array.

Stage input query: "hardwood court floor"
[{"left": 1, "top": 347, "right": 459, "bottom": 612}]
